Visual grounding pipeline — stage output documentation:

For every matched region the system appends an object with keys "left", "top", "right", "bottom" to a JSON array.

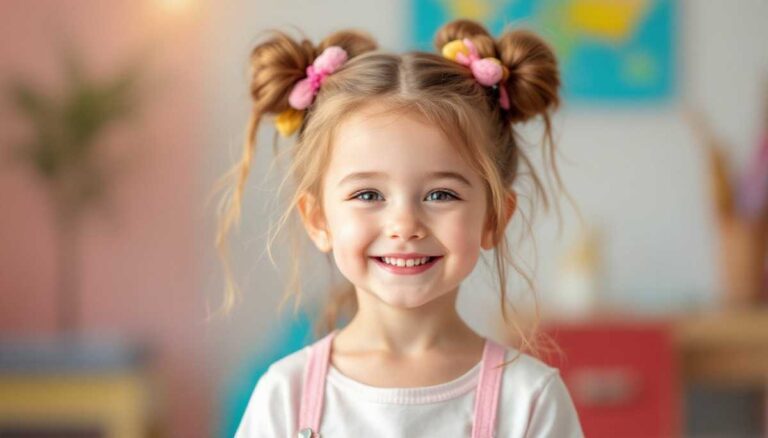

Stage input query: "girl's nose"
[{"left": 385, "top": 204, "right": 427, "bottom": 241}]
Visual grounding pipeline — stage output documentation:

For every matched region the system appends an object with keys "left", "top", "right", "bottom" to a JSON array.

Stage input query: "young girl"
[{"left": 219, "top": 18, "right": 584, "bottom": 437}]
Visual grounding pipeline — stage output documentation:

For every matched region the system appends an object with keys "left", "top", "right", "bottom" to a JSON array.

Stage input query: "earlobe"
[
  {"left": 316, "top": 230, "right": 332, "bottom": 253},
  {"left": 481, "top": 191, "right": 517, "bottom": 250},
  {"left": 297, "top": 192, "right": 332, "bottom": 253},
  {"left": 481, "top": 228, "right": 495, "bottom": 250}
]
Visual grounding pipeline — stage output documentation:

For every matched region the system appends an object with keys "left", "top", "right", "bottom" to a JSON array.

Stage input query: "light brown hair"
[{"left": 213, "top": 19, "right": 580, "bottom": 361}]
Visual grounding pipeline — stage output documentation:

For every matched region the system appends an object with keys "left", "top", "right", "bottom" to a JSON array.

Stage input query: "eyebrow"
[{"left": 338, "top": 171, "right": 473, "bottom": 188}]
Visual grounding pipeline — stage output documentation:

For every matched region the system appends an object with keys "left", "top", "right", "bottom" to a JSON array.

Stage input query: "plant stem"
[{"left": 54, "top": 195, "right": 80, "bottom": 336}]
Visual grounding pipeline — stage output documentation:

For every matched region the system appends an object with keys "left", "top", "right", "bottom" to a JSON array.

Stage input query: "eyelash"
[{"left": 351, "top": 189, "right": 461, "bottom": 202}]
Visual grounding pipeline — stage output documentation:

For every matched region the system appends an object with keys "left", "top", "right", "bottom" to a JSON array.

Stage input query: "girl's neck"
[{"left": 335, "top": 286, "right": 483, "bottom": 357}]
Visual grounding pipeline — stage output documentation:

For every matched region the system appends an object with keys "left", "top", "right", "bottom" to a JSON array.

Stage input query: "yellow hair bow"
[
  {"left": 442, "top": 38, "right": 510, "bottom": 109},
  {"left": 275, "top": 108, "right": 304, "bottom": 137}
]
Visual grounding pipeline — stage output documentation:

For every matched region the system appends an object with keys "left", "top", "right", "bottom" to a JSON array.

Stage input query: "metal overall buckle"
[{"left": 298, "top": 427, "right": 317, "bottom": 438}]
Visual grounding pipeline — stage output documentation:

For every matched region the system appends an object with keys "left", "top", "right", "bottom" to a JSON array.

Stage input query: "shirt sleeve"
[
  {"left": 234, "top": 367, "right": 295, "bottom": 438},
  {"left": 524, "top": 371, "right": 584, "bottom": 438}
]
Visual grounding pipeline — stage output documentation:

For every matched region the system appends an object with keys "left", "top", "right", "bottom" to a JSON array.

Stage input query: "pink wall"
[{"left": 0, "top": 1, "right": 211, "bottom": 436}]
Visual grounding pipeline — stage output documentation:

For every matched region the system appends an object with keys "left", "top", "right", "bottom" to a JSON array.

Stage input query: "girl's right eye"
[{"left": 352, "top": 190, "right": 382, "bottom": 202}]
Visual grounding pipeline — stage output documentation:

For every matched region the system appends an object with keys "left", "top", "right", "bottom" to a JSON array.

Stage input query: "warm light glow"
[
  {"left": 158, "top": 0, "right": 194, "bottom": 14},
  {"left": 148, "top": 0, "right": 203, "bottom": 32}
]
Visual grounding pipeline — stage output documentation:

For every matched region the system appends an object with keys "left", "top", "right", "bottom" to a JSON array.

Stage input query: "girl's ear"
[
  {"left": 297, "top": 192, "right": 332, "bottom": 253},
  {"left": 481, "top": 191, "right": 517, "bottom": 250}
]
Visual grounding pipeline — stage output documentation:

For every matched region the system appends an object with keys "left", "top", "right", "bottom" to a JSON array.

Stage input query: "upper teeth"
[{"left": 382, "top": 257, "right": 431, "bottom": 267}]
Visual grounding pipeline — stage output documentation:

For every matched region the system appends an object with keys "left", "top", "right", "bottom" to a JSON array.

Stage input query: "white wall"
[{"left": 200, "top": 0, "right": 768, "bottom": 401}]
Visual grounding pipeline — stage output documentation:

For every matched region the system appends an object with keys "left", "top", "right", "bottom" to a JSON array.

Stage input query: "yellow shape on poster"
[{"left": 568, "top": 0, "right": 651, "bottom": 43}]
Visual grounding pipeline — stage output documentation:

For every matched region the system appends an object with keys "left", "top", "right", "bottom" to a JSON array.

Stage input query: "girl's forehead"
[
  {"left": 331, "top": 109, "right": 460, "bottom": 162},
  {"left": 325, "top": 110, "right": 481, "bottom": 187}
]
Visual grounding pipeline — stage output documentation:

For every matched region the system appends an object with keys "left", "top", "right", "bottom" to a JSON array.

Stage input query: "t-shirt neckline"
[{"left": 324, "top": 338, "right": 489, "bottom": 405}]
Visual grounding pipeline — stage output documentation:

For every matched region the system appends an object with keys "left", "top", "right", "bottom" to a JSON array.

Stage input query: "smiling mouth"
[
  {"left": 369, "top": 256, "right": 443, "bottom": 275},
  {"left": 372, "top": 256, "right": 440, "bottom": 264}
]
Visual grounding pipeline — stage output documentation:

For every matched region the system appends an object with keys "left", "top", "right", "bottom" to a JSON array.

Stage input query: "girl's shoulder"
[
  {"left": 234, "top": 346, "right": 310, "bottom": 437},
  {"left": 258, "top": 344, "right": 311, "bottom": 388},
  {"left": 496, "top": 343, "right": 583, "bottom": 436},
  {"left": 496, "top": 342, "right": 562, "bottom": 394}
]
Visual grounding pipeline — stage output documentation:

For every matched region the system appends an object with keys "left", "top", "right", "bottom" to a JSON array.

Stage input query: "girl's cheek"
[
  {"left": 334, "top": 208, "right": 374, "bottom": 238},
  {"left": 330, "top": 210, "right": 377, "bottom": 263},
  {"left": 446, "top": 226, "right": 481, "bottom": 259},
  {"left": 442, "top": 208, "right": 483, "bottom": 244},
  {"left": 439, "top": 211, "right": 483, "bottom": 264}
]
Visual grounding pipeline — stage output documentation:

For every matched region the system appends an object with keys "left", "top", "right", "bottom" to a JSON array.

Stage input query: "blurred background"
[{"left": 1, "top": 0, "right": 767, "bottom": 437}]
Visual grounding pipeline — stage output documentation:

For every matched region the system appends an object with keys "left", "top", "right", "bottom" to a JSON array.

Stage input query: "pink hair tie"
[
  {"left": 288, "top": 46, "right": 348, "bottom": 110},
  {"left": 442, "top": 38, "right": 510, "bottom": 110}
]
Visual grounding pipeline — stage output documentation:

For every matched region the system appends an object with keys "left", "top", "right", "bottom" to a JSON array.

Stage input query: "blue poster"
[{"left": 412, "top": 0, "right": 677, "bottom": 104}]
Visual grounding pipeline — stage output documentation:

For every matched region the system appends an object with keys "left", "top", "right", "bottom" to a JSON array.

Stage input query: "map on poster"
[{"left": 412, "top": 0, "right": 676, "bottom": 103}]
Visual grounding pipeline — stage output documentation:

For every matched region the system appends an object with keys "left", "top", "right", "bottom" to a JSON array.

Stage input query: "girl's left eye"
[{"left": 426, "top": 190, "right": 459, "bottom": 201}]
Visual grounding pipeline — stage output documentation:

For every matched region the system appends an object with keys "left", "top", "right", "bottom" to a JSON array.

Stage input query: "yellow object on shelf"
[{"left": 0, "top": 372, "right": 155, "bottom": 438}]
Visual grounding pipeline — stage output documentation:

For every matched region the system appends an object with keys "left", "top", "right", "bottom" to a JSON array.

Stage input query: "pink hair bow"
[
  {"left": 288, "top": 46, "right": 348, "bottom": 110},
  {"left": 447, "top": 38, "right": 510, "bottom": 110}
]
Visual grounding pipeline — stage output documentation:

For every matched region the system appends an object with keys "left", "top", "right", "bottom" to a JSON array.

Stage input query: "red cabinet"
[{"left": 540, "top": 320, "right": 683, "bottom": 438}]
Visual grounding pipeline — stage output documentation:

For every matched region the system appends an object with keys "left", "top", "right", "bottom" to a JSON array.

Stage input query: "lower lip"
[{"left": 371, "top": 256, "right": 442, "bottom": 275}]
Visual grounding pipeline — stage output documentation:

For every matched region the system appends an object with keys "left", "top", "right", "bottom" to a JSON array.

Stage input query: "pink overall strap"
[
  {"left": 471, "top": 338, "right": 507, "bottom": 438},
  {"left": 297, "top": 330, "right": 337, "bottom": 437}
]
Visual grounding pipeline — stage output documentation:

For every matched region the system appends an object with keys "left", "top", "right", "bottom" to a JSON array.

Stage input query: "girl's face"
[{"left": 300, "top": 105, "right": 501, "bottom": 309}]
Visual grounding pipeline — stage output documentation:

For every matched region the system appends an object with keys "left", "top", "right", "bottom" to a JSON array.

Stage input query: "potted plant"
[{"left": 5, "top": 41, "right": 146, "bottom": 334}]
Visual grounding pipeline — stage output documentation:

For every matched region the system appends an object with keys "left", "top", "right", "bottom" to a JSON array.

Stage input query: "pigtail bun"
[
  {"left": 496, "top": 29, "right": 560, "bottom": 123},
  {"left": 433, "top": 19, "right": 497, "bottom": 61},
  {"left": 433, "top": 19, "right": 560, "bottom": 124},
  {"left": 249, "top": 29, "right": 377, "bottom": 115},
  {"left": 248, "top": 31, "right": 315, "bottom": 114}
]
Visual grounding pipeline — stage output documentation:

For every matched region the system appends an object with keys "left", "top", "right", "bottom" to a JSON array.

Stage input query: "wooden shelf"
[{"left": 671, "top": 307, "right": 768, "bottom": 386}]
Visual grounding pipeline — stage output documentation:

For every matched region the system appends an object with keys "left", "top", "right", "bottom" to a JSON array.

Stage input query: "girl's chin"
[{"left": 370, "top": 289, "right": 442, "bottom": 309}]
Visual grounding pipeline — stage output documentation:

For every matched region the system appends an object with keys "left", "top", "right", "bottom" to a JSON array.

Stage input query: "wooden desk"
[{"left": 672, "top": 307, "right": 768, "bottom": 387}]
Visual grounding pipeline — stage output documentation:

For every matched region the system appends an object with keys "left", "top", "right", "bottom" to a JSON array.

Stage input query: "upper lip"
[{"left": 372, "top": 253, "right": 441, "bottom": 259}]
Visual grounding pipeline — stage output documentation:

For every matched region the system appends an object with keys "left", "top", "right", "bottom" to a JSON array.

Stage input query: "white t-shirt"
[{"left": 236, "top": 343, "right": 584, "bottom": 437}]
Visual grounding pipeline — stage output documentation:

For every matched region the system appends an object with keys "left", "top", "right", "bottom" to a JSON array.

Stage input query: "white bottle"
[{"left": 551, "top": 226, "right": 603, "bottom": 320}]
